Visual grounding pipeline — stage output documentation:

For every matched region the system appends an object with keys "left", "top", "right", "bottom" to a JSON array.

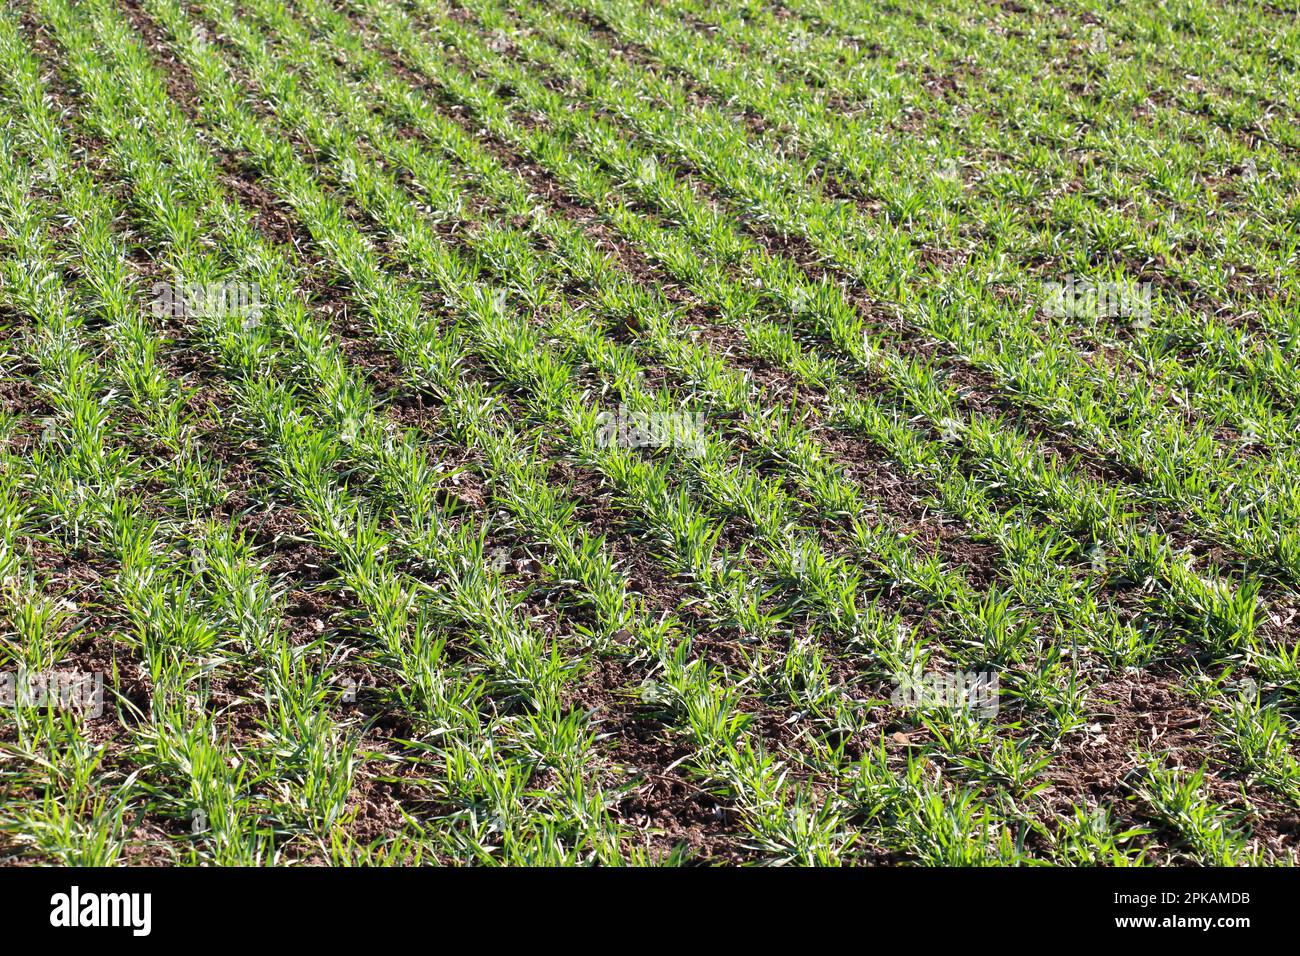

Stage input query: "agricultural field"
[{"left": 0, "top": 0, "right": 1296, "bottom": 868}]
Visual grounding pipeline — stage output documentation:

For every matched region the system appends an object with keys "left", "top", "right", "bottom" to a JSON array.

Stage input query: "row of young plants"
[{"left": 0, "top": 117, "right": 143, "bottom": 863}]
